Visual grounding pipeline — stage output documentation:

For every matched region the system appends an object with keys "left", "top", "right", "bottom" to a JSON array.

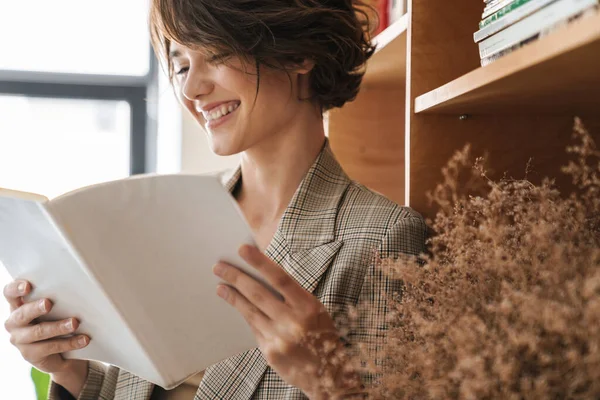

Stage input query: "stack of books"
[{"left": 474, "top": 0, "right": 599, "bottom": 66}]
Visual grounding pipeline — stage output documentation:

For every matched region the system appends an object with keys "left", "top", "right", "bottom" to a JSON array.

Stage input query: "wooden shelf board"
[
  {"left": 414, "top": 13, "right": 600, "bottom": 114},
  {"left": 362, "top": 14, "right": 408, "bottom": 88},
  {"left": 373, "top": 14, "right": 409, "bottom": 53}
]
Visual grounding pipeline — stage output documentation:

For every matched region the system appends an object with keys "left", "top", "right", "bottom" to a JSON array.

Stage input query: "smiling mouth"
[{"left": 202, "top": 101, "right": 240, "bottom": 122}]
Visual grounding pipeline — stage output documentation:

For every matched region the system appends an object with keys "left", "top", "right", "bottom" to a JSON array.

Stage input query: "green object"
[
  {"left": 31, "top": 367, "right": 50, "bottom": 400},
  {"left": 480, "top": 0, "right": 533, "bottom": 28}
]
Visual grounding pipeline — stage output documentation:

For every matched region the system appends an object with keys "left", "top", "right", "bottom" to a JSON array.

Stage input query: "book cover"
[
  {"left": 480, "top": 5, "right": 598, "bottom": 64},
  {"left": 480, "top": 0, "right": 535, "bottom": 27},
  {"left": 478, "top": 0, "right": 598, "bottom": 59},
  {"left": 475, "top": 0, "right": 558, "bottom": 42},
  {"left": 483, "top": 0, "right": 518, "bottom": 19}
]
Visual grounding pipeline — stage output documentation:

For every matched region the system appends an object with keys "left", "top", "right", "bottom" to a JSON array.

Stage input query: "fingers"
[
  {"left": 213, "top": 262, "right": 288, "bottom": 320},
  {"left": 4, "top": 298, "right": 52, "bottom": 331},
  {"left": 3, "top": 280, "right": 31, "bottom": 312},
  {"left": 11, "top": 318, "right": 79, "bottom": 345},
  {"left": 238, "top": 245, "right": 308, "bottom": 306},
  {"left": 216, "top": 285, "right": 270, "bottom": 339},
  {"left": 21, "top": 335, "right": 89, "bottom": 364}
]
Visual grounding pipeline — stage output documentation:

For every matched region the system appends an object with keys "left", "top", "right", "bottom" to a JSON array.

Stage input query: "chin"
[{"left": 207, "top": 135, "right": 244, "bottom": 157}]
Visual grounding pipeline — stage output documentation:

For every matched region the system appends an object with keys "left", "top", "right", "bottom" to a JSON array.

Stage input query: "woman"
[{"left": 3, "top": 0, "right": 426, "bottom": 399}]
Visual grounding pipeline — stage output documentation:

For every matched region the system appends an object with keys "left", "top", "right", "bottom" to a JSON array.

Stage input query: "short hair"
[{"left": 149, "top": 0, "right": 376, "bottom": 111}]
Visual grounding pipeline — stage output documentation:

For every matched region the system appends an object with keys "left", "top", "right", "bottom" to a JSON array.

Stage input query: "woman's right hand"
[{"left": 3, "top": 279, "right": 90, "bottom": 397}]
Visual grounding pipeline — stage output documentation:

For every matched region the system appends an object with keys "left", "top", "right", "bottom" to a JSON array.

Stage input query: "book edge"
[
  {"left": 475, "top": 0, "right": 555, "bottom": 42},
  {"left": 478, "top": 0, "right": 598, "bottom": 58},
  {"left": 481, "top": 0, "right": 533, "bottom": 27},
  {"left": 0, "top": 188, "right": 48, "bottom": 203},
  {"left": 479, "top": 4, "right": 598, "bottom": 62},
  {"left": 483, "top": 0, "right": 518, "bottom": 18}
]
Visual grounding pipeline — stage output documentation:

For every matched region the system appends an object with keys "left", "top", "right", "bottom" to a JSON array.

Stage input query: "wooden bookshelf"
[
  {"left": 328, "top": 1, "right": 600, "bottom": 221},
  {"left": 363, "top": 14, "right": 408, "bottom": 88},
  {"left": 415, "top": 13, "right": 600, "bottom": 114},
  {"left": 373, "top": 14, "right": 409, "bottom": 53},
  {"left": 327, "top": 14, "right": 408, "bottom": 205}
]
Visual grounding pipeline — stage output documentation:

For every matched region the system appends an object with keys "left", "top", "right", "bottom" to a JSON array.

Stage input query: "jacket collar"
[
  {"left": 202, "top": 139, "right": 349, "bottom": 400},
  {"left": 222, "top": 138, "right": 351, "bottom": 254}
]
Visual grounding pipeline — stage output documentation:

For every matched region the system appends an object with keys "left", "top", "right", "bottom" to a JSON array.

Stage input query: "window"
[
  {"left": 0, "top": 1, "right": 158, "bottom": 398},
  {"left": 0, "top": 96, "right": 131, "bottom": 197},
  {"left": 0, "top": 1, "right": 150, "bottom": 76}
]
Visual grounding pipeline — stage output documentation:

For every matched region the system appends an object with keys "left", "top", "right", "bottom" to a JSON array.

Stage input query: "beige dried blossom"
[{"left": 354, "top": 118, "right": 600, "bottom": 399}]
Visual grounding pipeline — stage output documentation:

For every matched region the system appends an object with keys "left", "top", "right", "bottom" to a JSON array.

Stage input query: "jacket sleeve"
[
  {"left": 359, "top": 213, "right": 427, "bottom": 319},
  {"left": 378, "top": 213, "right": 428, "bottom": 260},
  {"left": 352, "top": 213, "right": 427, "bottom": 384},
  {"left": 48, "top": 362, "right": 120, "bottom": 400}
]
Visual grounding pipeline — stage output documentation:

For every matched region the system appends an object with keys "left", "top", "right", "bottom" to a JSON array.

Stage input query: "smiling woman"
[
  {"left": 149, "top": 0, "right": 374, "bottom": 158},
  {"left": 3, "top": 1, "right": 427, "bottom": 400}
]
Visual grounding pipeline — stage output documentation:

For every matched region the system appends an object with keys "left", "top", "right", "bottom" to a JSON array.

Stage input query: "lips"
[
  {"left": 195, "top": 100, "right": 240, "bottom": 114},
  {"left": 202, "top": 101, "right": 240, "bottom": 122}
]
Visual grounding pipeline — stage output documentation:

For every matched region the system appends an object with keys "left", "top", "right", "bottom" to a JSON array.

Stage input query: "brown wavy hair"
[{"left": 149, "top": 0, "right": 376, "bottom": 111}]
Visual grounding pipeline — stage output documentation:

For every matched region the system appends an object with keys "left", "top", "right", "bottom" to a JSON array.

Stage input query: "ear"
[{"left": 292, "top": 59, "right": 316, "bottom": 75}]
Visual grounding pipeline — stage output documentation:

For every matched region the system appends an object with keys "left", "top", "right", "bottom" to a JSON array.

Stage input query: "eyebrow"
[{"left": 168, "top": 49, "right": 182, "bottom": 59}]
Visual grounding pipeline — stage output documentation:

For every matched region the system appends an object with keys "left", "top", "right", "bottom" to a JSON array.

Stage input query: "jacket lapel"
[{"left": 198, "top": 139, "right": 350, "bottom": 399}]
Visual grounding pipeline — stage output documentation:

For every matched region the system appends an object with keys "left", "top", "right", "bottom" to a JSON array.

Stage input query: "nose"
[{"left": 181, "top": 66, "right": 214, "bottom": 101}]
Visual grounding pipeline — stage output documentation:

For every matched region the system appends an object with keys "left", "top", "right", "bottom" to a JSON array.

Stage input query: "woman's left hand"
[{"left": 213, "top": 245, "right": 360, "bottom": 399}]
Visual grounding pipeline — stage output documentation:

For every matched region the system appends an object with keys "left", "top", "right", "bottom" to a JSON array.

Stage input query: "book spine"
[
  {"left": 480, "top": 35, "right": 539, "bottom": 65},
  {"left": 478, "top": 0, "right": 598, "bottom": 58},
  {"left": 373, "top": 0, "right": 389, "bottom": 35},
  {"left": 480, "top": 0, "right": 534, "bottom": 28},
  {"left": 485, "top": 0, "right": 510, "bottom": 8},
  {"left": 484, "top": 0, "right": 503, "bottom": 7},
  {"left": 483, "top": 0, "right": 518, "bottom": 18},
  {"left": 475, "top": 0, "right": 558, "bottom": 42},
  {"left": 388, "top": 0, "right": 405, "bottom": 24},
  {"left": 480, "top": 5, "right": 597, "bottom": 65}
]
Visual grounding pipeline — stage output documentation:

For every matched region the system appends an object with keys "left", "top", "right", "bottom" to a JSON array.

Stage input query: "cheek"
[{"left": 256, "top": 79, "right": 296, "bottom": 119}]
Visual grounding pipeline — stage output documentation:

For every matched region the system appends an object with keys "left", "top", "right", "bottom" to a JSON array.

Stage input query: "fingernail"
[
  {"left": 216, "top": 286, "right": 229, "bottom": 300},
  {"left": 18, "top": 282, "right": 26, "bottom": 294},
  {"left": 78, "top": 336, "right": 88, "bottom": 346},
  {"left": 213, "top": 263, "right": 225, "bottom": 276},
  {"left": 39, "top": 300, "right": 47, "bottom": 312},
  {"left": 64, "top": 319, "right": 73, "bottom": 331}
]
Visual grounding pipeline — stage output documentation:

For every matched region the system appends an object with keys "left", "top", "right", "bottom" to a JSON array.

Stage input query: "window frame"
[{"left": 0, "top": 48, "right": 159, "bottom": 175}]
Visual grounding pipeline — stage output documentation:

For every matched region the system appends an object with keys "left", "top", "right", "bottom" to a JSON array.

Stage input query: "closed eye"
[{"left": 175, "top": 66, "right": 189, "bottom": 75}]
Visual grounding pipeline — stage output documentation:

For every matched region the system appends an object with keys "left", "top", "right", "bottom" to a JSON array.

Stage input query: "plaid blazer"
[{"left": 49, "top": 139, "right": 427, "bottom": 400}]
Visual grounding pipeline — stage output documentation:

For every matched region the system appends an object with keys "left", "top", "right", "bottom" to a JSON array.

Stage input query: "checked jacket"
[{"left": 49, "top": 139, "right": 427, "bottom": 400}]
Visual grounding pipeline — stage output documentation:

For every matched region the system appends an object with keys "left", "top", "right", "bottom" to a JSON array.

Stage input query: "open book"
[{"left": 0, "top": 174, "right": 274, "bottom": 389}]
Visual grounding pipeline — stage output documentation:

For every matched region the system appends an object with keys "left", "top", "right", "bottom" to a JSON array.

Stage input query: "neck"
[{"left": 237, "top": 110, "right": 326, "bottom": 223}]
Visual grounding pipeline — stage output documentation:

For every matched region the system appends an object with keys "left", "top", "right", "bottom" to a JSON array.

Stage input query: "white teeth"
[{"left": 203, "top": 102, "right": 239, "bottom": 121}]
